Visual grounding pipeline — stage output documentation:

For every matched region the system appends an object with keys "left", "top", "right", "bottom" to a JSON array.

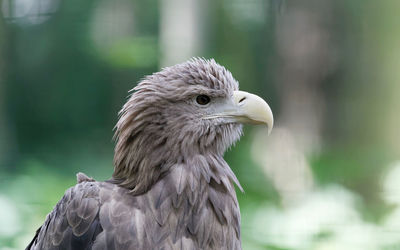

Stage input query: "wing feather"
[
  {"left": 27, "top": 180, "right": 103, "bottom": 250},
  {"left": 28, "top": 164, "right": 242, "bottom": 250}
]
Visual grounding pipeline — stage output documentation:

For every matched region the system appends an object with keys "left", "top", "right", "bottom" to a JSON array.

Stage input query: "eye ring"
[{"left": 196, "top": 95, "right": 211, "bottom": 105}]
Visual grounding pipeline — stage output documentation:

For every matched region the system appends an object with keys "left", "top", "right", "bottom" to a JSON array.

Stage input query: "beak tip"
[
  {"left": 266, "top": 119, "right": 273, "bottom": 135},
  {"left": 232, "top": 90, "right": 274, "bottom": 133}
]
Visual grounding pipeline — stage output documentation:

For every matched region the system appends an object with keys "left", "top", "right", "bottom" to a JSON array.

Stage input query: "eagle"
[{"left": 26, "top": 58, "right": 273, "bottom": 250}]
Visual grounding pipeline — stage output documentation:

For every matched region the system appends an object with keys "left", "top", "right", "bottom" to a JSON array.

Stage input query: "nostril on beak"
[{"left": 238, "top": 97, "right": 246, "bottom": 103}]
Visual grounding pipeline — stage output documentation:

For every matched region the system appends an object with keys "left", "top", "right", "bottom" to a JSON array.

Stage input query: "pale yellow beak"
[
  {"left": 232, "top": 90, "right": 274, "bottom": 134},
  {"left": 203, "top": 90, "right": 274, "bottom": 134}
]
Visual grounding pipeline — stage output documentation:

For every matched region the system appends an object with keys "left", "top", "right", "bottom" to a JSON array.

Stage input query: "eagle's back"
[{"left": 27, "top": 167, "right": 241, "bottom": 250}]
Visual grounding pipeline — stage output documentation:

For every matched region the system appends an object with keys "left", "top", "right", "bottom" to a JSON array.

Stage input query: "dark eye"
[{"left": 196, "top": 95, "right": 211, "bottom": 105}]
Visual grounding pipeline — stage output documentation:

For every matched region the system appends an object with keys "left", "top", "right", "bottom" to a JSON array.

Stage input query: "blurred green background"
[{"left": 1, "top": 0, "right": 400, "bottom": 249}]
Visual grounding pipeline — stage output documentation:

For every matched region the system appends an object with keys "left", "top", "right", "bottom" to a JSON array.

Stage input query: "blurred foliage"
[{"left": 1, "top": 0, "right": 400, "bottom": 249}]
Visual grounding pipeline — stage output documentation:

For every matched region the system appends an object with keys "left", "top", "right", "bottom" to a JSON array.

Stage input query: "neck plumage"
[
  {"left": 111, "top": 113, "right": 243, "bottom": 247},
  {"left": 111, "top": 108, "right": 243, "bottom": 195},
  {"left": 133, "top": 156, "right": 242, "bottom": 248},
  {"left": 112, "top": 135, "right": 243, "bottom": 195}
]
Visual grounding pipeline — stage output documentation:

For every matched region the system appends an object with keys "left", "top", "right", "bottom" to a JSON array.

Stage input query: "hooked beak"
[{"left": 204, "top": 90, "right": 274, "bottom": 134}]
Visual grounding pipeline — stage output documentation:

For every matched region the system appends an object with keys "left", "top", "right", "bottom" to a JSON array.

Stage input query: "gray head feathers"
[{"left": 112, "top": 58, "right": 243, "bottom": 194}]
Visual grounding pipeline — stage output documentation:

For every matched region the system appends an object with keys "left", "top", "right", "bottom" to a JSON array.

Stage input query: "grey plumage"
[{"left": 27, "top": 58, "right": 273, "bottom": 250}]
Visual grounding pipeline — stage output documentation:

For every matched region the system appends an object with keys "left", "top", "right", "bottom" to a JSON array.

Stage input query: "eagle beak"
[
  {"left": 203, "top": 90, "right": 274, "bottom": 134},
  {"left": 231, "top": 90, "right": 274, "bottom": 134}
]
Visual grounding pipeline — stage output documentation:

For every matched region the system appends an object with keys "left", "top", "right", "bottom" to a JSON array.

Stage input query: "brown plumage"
[{"left": 26, "top": 58, "right": 273, "bottom": 250}]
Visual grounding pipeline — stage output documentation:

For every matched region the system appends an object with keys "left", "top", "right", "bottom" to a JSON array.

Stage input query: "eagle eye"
[{"left": 196, "top": 95, "right": 211, "bottom": 105}]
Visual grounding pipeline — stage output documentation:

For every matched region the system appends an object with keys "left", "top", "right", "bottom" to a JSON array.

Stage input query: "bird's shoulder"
[
  {"left": 26, "top": 173, "right": 127, "bottom": 250},
  {"left": 27, "top": 169, "right": 242, "bottom": 250}
]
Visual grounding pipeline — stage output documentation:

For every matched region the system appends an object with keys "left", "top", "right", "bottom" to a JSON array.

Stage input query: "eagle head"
[{"left": 112, "top": 58, "right": 273, "bottom": 193}]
